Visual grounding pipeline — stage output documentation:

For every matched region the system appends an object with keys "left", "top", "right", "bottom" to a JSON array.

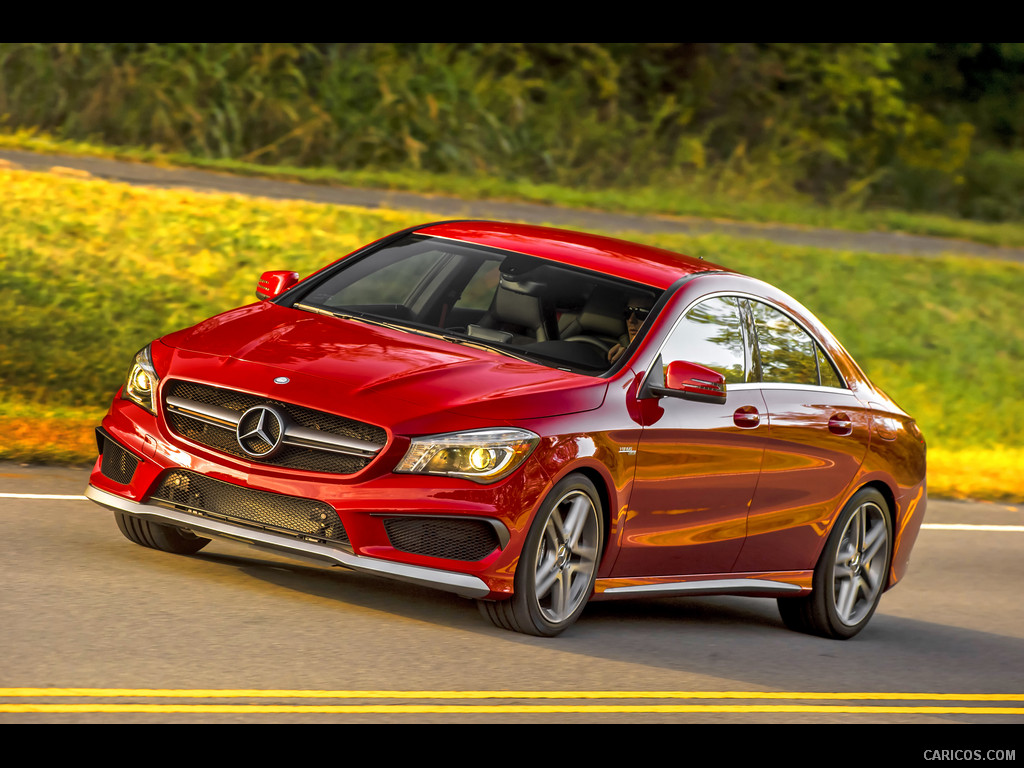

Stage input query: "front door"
[{"left": 615, "top": 296, "right": 767, "bottom": 577}]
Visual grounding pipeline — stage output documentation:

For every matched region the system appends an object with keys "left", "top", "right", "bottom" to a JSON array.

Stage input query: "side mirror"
[
  {"left": 641, "top": 356, "right": 728, "bottom": 404},
  {"left": 256, "top": 270, "right": 299, "bottom": 300}
]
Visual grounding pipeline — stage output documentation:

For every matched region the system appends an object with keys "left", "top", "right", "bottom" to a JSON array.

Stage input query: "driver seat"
[{"left": 468, "top": 276, "right": 553, "bottom": 345}]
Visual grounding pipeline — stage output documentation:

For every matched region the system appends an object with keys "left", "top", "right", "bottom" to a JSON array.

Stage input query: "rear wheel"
[
  {"left": 778, "top": 488, "right": 892, "bottom": 639},
  {"left": 479, "top": 474, "right": 603, "bottom": 637},
  {"left": 114, "top": 511, "right": 210, "bottom": 555}
]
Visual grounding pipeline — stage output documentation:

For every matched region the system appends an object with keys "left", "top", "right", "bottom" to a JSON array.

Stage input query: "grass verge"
[
  {"left": 1, "top": 165, "right": 1020, "bottom": 502},
  {"left": 4, "top": 128, "right": 1024, "bottom": 249}
]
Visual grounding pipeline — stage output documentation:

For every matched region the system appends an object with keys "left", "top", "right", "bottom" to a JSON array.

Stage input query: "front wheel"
[
  {"left": 479, "top": 474, "right": 604, "bottom": 637},
  {"left": 778, "top": 487, "right": 892, "bottom": 639},
  {"left": 114, "top": 511, "right": 210, "bottom": 555}
]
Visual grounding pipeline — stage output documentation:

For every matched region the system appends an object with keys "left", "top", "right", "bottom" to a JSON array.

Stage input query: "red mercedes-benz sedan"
[{"left": 86, "top": 220, "right": 926, "bottom": 638}]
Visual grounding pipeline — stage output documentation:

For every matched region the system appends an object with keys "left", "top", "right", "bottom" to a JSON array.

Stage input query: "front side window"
[
  {"left": 456, "top": 261, "right": 502, "bottom": 311},
  {"left": 318, "top": 247, "right": 452, "bottom": 308},
  {"left": 662, "top": 296, "right": 750, "bottom": 384}
]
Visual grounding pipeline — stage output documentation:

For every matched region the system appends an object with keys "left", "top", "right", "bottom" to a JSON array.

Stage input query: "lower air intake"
[
  {"left": 383, "top": 516, "right": 499, "bottom": 561},
  {"left": 151, "top": 470, "right": 349, "bottom": 546}
]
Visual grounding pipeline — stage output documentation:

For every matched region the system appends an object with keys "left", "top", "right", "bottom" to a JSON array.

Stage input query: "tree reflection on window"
[
  {"left": 665, "top": 296, "right": 747, "bottom": 383},
  {"left": 750, "top": 301, "right": 818, "bottom": 385}
]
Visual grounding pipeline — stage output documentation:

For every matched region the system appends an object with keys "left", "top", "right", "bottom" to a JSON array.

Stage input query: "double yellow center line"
[{"left": 1, "top": 689, "right": 1021, "bottom": 715}]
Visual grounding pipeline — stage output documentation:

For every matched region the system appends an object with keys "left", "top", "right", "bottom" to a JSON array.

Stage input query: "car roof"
[{"left": 414, "top": 220, "right": 731, "bottom": 290}]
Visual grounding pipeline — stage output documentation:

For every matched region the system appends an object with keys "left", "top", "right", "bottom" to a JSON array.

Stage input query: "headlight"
[
  {"left": 395, "top": 428, "right": 539, "bottom": 484},
  {"left": 122, "top": 344, "right": 160, "bottom": 413}
]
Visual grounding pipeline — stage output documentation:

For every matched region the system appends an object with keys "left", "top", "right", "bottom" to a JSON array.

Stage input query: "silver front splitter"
[{"left": 85, "top": 485, "right": 491, "bottom": 599}]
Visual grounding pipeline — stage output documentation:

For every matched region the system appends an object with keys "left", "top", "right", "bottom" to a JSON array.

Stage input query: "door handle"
[
  {"left": 828, "top": 413, "right": 853, "bottom": 436},
  {"left": 733, "top": 406, "right": 761, "bottom": 428}
]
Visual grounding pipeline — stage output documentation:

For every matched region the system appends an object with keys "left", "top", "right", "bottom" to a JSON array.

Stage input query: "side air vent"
[{"left": 99, "top": 434, "right": 140, "bottom": 485}]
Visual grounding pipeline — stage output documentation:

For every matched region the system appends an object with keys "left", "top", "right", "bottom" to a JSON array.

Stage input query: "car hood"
[{"left": 158, "top": 302, "right": 608, "bottom": 427}]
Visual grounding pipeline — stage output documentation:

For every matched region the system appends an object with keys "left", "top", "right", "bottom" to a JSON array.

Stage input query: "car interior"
[{"left": 296, "top": 237, "right": 662, "bottom": 373}]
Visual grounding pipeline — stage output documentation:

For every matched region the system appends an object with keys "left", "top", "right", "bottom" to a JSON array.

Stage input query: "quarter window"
[{"left": 817, "top": 345, "right": 844, "bottom": 388}]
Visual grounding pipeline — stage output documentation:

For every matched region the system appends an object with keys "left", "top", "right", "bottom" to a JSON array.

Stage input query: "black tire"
[
  {"left": 778, "top": 487, "right": 892, "bottom": 639},
  {"left": 114, "top": 511, "right": 211, "bottom": 555},
  {"left": 479, "top": 473, "right": 604, "bottom": 637}
]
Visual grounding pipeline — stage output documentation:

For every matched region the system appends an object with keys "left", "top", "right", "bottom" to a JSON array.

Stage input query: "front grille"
[
  {"left": 383, "top": 517, "right": 499, "bottom": 561},
  {"left": 100, "top": 435, "right": 139, "bottom": 485},
  {"left": 162, "top": 380, "right": 387, "bottom": 475},
  {"left": 151, "top": 470, "right": 349, "bottom": 545}
]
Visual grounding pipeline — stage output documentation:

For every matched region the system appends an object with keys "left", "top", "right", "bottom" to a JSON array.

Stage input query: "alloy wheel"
[
  {"left": 532, "top": 489, "right": 600, "bottom": 625},
  {"left": 831, "top": 500, "right": 889, "bottom": 627}
]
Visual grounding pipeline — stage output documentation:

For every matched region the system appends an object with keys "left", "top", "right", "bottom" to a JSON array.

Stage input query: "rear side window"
[{"left": 750, "top": 300, "right": 847, "bottom": 387}]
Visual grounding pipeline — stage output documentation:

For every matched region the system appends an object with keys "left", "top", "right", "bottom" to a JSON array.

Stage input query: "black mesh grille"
[
  {"left": 383, "top": 517, "right": 499, "bottom": 561},
  {"left": 100, "top": 436, "right": 139, "bottom": 485},
  {"left": 162, "top": 380, "right": 386, "bottom": 475},
  {"left": 151, "top": 470, "right": 349, "bottom": 545}
]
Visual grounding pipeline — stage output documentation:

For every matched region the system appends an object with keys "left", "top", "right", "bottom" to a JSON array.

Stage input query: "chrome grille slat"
[{"left": 165, "top": 395, "right": 239, "bottom": 428}]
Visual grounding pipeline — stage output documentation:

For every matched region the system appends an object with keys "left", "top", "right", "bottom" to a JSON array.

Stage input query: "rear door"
[{"left": 732, "top": 299, "right": 871, "bottom": 572}]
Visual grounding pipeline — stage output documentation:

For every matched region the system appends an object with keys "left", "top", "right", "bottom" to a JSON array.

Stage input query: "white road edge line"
[
  {"left": 921, "top": 523, "right": 1024, "bottom": 532},
  {"left": 0, "top": 493, "right": 1021, "bottom": 531},
  {"left": 1, "top": 493, "right": 88, "bottom": 500}
]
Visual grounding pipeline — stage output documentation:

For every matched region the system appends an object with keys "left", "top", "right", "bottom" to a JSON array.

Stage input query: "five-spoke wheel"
[
  {"left": 830, "top": 496, "right": 889, "bottom": 627},
  {"left": 479, "top": 473, "right": 603, "bottom": 636},
  {"left": 778, "top": 488, "right": 892, "bottom": 639}
]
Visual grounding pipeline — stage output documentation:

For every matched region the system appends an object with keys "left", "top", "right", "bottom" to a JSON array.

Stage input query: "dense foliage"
[{"left": 3, "top": 43, "right": 1023, "bottom": 220}]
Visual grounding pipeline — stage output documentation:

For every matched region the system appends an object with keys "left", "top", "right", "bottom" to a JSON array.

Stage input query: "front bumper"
[
  {"left": 88, "top": 396, "right": 546, "bottom": 600},
  {"left": 85, "top": 483, "right": 491, "bottom": 598}
]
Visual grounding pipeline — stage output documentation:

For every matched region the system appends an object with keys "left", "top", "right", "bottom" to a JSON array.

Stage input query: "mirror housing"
[
  {"left": 256, "top": 270, "right": 300, "bottom": 301},
  {"left": 642, "top": 356, "right": 728, "bottom": 405}
]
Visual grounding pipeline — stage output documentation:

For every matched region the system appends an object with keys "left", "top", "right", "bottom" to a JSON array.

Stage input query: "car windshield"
[{"left": 290, "top": 234, "right": 663, "bottom": 375}]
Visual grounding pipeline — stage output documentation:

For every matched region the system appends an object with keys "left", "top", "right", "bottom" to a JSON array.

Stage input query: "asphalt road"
[{"left": 1, "top": 462, "right": 1021, "bottom": 724}]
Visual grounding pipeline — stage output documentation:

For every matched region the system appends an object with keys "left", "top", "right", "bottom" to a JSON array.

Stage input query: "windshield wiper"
[{"left": 447, "top": 337, "right": 534, "bottom": 362}]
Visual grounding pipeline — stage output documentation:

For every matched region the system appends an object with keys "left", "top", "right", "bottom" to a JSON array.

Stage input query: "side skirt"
[{"left": 592, "top": 572, "right": 812, "bottom": 600}]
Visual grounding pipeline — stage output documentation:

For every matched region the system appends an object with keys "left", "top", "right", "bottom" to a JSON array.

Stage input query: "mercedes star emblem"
[{"left": 236, "top": 405, "right": 286, "bottom": 458}]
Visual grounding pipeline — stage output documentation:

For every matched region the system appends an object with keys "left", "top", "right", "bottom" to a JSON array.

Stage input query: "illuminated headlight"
[
  {"left": 122, "top": 344, "right": 160, "bottom": 413},
  {"left": 395, "top": 428, "right": 540, "bottom": 484}
]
